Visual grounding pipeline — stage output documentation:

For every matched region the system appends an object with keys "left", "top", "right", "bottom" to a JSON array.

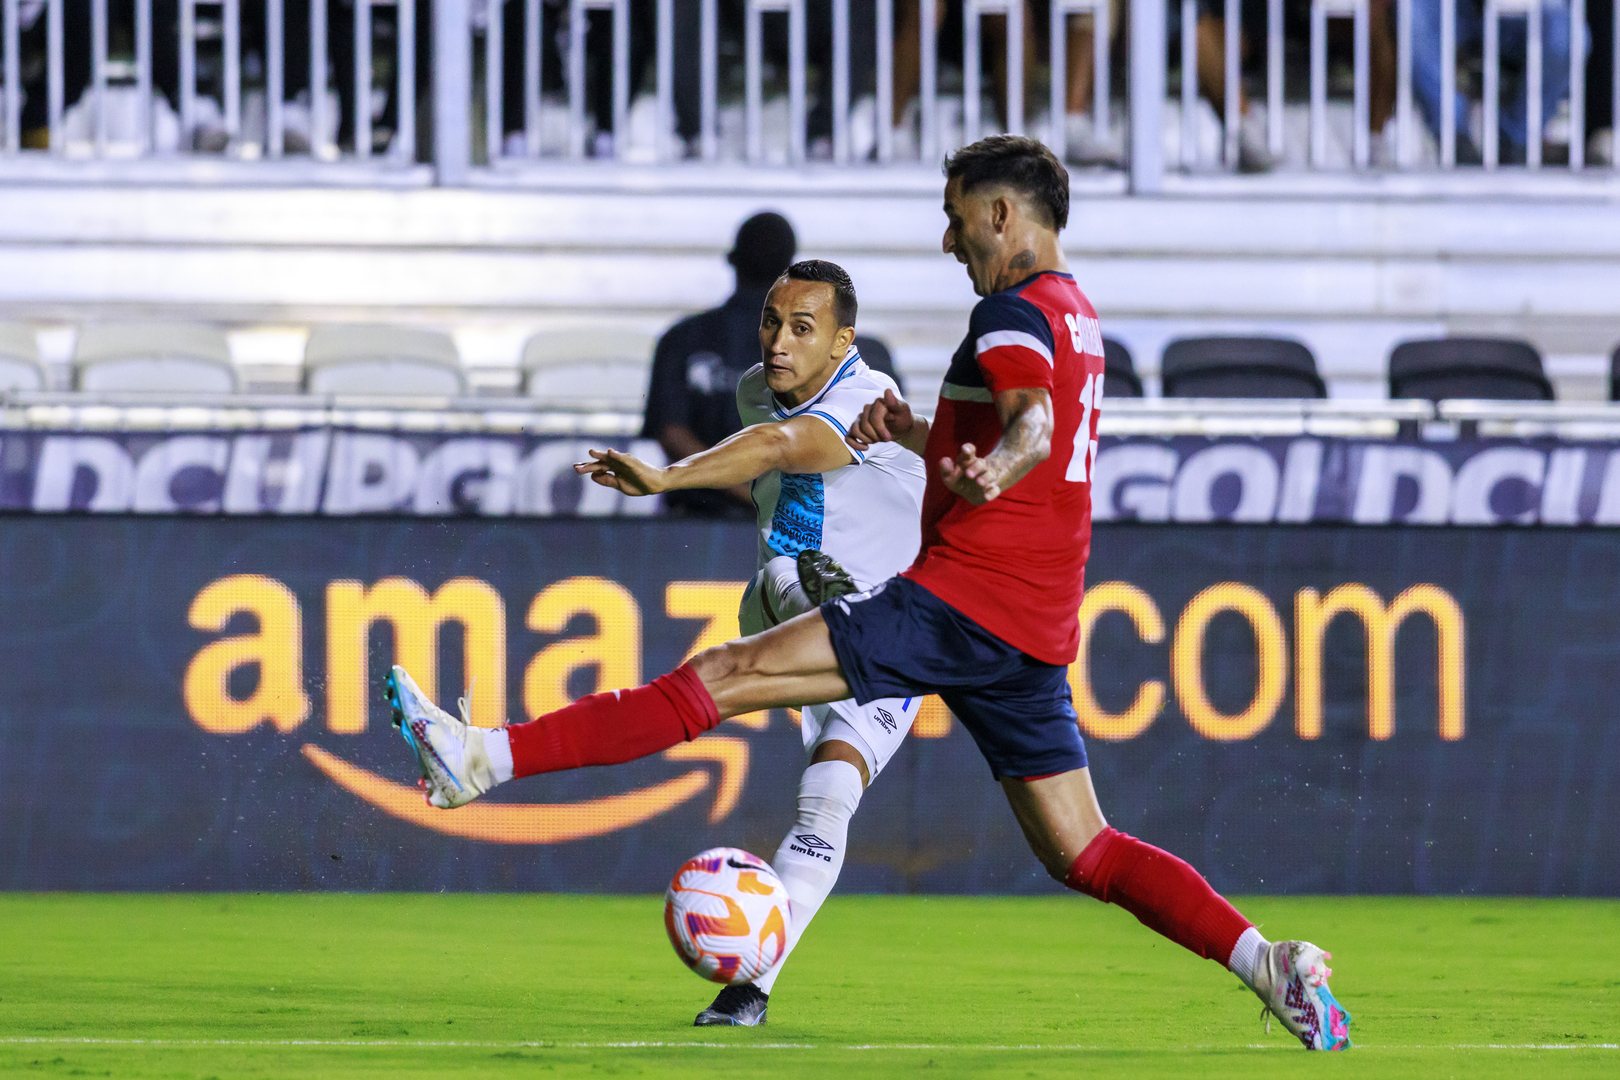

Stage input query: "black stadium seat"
[
  {"left": 1389, "top": 337, "right": 1553, "bottom": 401},
  {"left": 1160, "top": 336, "right": 1326, "bottom": 399},
  {"left": 1102, "top": 337, "right": 1142, "bottom": 397}
]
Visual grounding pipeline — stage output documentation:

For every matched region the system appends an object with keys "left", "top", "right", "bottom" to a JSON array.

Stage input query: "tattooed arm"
[{"left": 937, "top": 387, "right": 1054, "bottom": 505}]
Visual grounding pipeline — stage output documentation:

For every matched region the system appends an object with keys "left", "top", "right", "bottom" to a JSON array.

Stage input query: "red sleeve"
[
  {"left": 969, "top": 293, "right": 1057, "bottom": 396},
  {"left": 979, "top": 342, "right": 1054, "bottom": 396}
]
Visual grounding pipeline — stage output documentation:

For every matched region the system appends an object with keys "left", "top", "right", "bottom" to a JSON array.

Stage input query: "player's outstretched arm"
[
  {"left": 576, "top": 416, "right": 854, "bottom": 496},
  {"left": 938, "top": 387, "right": 1053, "bottom": 505},
  {"left": 848, "top": 389, "right": 930, "bottom": 457}
]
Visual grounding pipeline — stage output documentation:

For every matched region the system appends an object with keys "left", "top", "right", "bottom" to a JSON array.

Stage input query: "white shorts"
[{"left": 739, "top": 555, "right": 918, "bottom": 779}]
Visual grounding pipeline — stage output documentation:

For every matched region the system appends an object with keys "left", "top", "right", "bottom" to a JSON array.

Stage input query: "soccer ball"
[{"left": 664, "top": 847, "right": 791, "bottom": 985}]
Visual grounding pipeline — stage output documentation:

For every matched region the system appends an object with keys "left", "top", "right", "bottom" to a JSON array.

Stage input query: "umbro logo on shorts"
[{"left": 874, "top": 707, "right": 897, "bottom": 732}]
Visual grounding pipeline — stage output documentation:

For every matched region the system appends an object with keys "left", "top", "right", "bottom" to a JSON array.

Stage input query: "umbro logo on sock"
[{"left": 789, "top": 833, "right": 835, "bottom": 863}]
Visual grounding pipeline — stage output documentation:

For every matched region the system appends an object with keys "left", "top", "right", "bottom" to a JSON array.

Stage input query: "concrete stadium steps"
[{"left": 2, "top": 166, "right": 1619, "bottom": 400}]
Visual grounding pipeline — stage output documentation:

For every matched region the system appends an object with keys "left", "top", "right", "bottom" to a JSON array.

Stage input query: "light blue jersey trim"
[
  {"left": 770, "top": 348, "right": 864, "bottom": 420},
  {"left": 804, "top": 408, "right": 865, "bottom": 462},
  {"left": 766, "top": 471, "right": 826, "bottom": 557}
]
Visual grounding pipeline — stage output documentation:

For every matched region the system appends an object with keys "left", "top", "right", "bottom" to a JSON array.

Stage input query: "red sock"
[
  {"left": 506, "top": 664, "right": 721, "bottom": 778},
  {"left": 1064, "top": 827, "right": 1251, "bottom": 967}
]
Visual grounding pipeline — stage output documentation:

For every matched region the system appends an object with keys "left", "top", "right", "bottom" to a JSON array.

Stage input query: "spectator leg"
[
  {"left": 1194, "top": 13, "right": 1244, "bottom": 115},
  {"left": 672, "top": 0, "right": 701, "bottom": 141},
  {"left": 1495, "top": 1, "right": 1573, "bottom": 153},
  {"left": 1410, "top": 0, "right": 1478, "bottom": 142},
  {"left": 1067, "top": 11, "right": 1095, "bottom": 115},
  {"left": 152, "top": 0, "right": 181, "bottom": 111},
  {"left": 979, "top": 1, "right": 1038, "bottom": 130},
  {"left": 1371, "top": 0, "right": 1396, "bottom": 132},
  {"left": 893, "top": 0, "right": 945, "bottom": 126}
]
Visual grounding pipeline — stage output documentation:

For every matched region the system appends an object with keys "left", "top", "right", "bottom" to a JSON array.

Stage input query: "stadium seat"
[
  {"left": 1102, "top": 337, "right": 1143, "bottom": 397},
  {"left": 1160, "top": 336, "right": 1326, "bottom": 398},
  {"left": 1388, "top": 337, "right": 1553, "bottom": 401},
  {"left": 522, "top": 328, "right": 656, "bottom": 411},
  {"left": 0, "top": 323, "right": 48, "bottom": 391},
  {"left": 73, "top": 322, "right": 238, "bottom": 393},
  {"left": 304, "top": 324, "right": 468, "bottom": 396}
]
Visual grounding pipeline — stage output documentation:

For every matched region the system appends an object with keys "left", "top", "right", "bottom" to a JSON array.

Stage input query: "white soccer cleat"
[
  {"left": 386, "top": 665, "right": 498, "bottom": 809},
  {"left": 1252, "top": 940, "right": 1352, "bottom": 1051}
]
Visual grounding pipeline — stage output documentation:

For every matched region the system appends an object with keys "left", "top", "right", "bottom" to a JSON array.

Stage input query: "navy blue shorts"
[{"left": 821, "top": 576, "right": 1087, "bottom": 780}]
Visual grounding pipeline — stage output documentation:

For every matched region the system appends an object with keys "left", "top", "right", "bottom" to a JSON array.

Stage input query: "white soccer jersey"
[
  {"left": 736, "top": 349, "right": 926, "bottom": 591},
  {"left": 733, "top": 348, "right": 927, "bottom": 780}
]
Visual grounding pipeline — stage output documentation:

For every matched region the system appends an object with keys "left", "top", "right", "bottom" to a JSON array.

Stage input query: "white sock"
[
  {"left": 484, "top": 728, "right": 513, "bottom": 785},
  {"left": 1229, "top": 926, "right": 1270, "bottom": 992},
  {"left": 752, "top": 759, "right": 864, "bottom": 996}
]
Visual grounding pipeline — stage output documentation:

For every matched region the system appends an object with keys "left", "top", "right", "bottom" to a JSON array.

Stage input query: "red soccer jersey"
[{"left": 902, "top": 270, "right": 1106, "bottom": 665}]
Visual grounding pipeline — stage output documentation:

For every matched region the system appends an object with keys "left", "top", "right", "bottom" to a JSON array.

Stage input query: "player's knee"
[
  {"left": 688, "top": 639, "right": 759, "bottom": 688},
  {"left": 810, "top": 738, "right": 871, "bottom": 787},
  {"left": 1037, "top": 850, "right": 1072, "bottom": 883}
]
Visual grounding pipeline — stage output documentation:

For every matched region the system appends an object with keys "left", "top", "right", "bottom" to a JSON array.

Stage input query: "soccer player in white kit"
[{"left": 575, "top": 259, "right": 926, "bottom": 1025}]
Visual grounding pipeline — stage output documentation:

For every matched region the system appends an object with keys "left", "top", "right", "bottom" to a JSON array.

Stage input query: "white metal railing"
[
  {"left": 1, "top": 0, "right": 417, "bottom": 162},
  {"left": 1, "top": 0, "right": 1618, "bottom": 184}
]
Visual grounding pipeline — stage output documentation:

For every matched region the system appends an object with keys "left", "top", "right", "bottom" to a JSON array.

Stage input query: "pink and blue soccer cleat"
[{"left": 1254, "top": 940, "right": 1352, "bottom": 1050}]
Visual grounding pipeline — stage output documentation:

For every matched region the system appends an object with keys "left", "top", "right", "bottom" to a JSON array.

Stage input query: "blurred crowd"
[
  {"left": 8, "top": 0, "right": 1617, "bottom": 165},
  {"left": 501, "top": 0, "right": 1616, "bottom": 166}
]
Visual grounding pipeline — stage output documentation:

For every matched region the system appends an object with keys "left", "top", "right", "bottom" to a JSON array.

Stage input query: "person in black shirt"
[{"left": 644, "top": 211, "right": 901, "bottom": 518}]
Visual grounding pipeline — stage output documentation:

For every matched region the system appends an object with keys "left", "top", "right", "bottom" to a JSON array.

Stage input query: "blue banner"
[
  {"left": 9, "top": 427, "right": 1620, "bottom": 526},
  {"left": 0, "top": 517, "right": 1614, "bottom": 895}
]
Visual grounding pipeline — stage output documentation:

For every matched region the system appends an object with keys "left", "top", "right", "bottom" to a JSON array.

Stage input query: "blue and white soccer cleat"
[
  {"left": 386, "top": 665, "right": 498, "bottom": 809},
  {"left": 1254, "top": 940, "right": 1352, "bottom": 1051},
  {"left": 694, "top": 984, "right": 769, "bottom": 1026}
]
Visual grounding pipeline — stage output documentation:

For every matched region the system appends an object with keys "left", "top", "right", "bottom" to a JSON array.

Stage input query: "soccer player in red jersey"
[{"left": 391, "top": 136, "right": 1351, "bottom": 1051}]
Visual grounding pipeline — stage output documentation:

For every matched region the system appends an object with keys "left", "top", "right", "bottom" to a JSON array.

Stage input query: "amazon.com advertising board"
[{"left": 0, "top": 516, "right": 1615, "bottom": 896}]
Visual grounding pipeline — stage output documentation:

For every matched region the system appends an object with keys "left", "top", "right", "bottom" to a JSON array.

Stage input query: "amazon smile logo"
[{"left": 182, "top": 573, "right": 765, "bottom": 843}]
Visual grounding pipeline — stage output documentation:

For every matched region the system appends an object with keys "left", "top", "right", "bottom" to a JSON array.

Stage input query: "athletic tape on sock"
[
  {"left": 485, "top": 728, "right": 514, "bottom": 785},
  {"left": 1228, "top": 926, "right": 1270, "bottom": 992}
]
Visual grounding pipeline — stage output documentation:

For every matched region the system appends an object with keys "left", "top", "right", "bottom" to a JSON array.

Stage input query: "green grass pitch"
[{"left": 0, "top": 894, "right": 1614, "bottom": 1079}]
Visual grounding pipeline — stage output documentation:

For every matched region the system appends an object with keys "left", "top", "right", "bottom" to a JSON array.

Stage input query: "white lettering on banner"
[
  {"left": 323, "top": 434, "right": 422, "bottom": 514},
  {"left": 223, "top": 432, "right": 331, "bottom": 514},
  {"left": 132, "top": 436, "right": 230, "bottom": 513},
  {"left": 32, "top": 436, "right": 136, "bottom": 511},
  {"left": 12, "top": 430, "right": 1620, "bottom": 524},
  {"left": 1091, "top": 444, "right": 1177, "bottom": 521},
  {"left": 415, "top": 439, "right": 520, "bottom": 515},
  {"left": 1277, "top": 439, "right": 1324, "bottom": 522},
  {"left": 1450, "top": 446, "right": 1545, "bottom": 525},
  {"left": 516, "top": 439, "right": 667, "bottom": 517},
  {"left": 1172, "top": 444, "right": 1280, "bottom": 522},
  {"left": 1353, "top": 446, "right": 1454, "bottom": 525},
  {"left": 1540, "top": 448, "right": 1587, "bottom": 526}
]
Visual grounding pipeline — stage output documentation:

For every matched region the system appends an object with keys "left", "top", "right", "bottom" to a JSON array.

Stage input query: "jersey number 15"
[{"left": 1064, "top": 372, "right": 1103, "bottom": 483}]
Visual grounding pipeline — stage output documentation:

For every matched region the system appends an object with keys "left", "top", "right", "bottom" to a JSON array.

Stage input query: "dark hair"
[
  {"left": 728, "top": 211, "right": 798, "bottom": 286},
  {"left": 781, "top": 259, "right": 858, "bottom": 328},
  {"left": 943, "top": 135, "right": 1069, "bottom": 231}
]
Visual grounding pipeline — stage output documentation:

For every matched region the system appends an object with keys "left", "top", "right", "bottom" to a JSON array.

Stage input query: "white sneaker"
[
  {"left": 386, "top": 665, "right": 498, "bottom": 809},
  {"left": 1252, "top": 940, "right": 1352, "bottom": 1050}
]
